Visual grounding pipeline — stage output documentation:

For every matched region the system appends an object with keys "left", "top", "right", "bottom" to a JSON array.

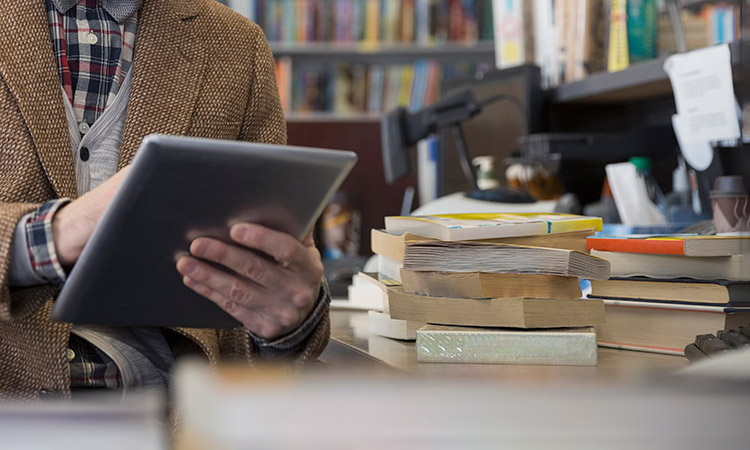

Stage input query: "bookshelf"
[
  {"left": 550, "top": 40, "right": 743, "bottom": 104},
  {"left": 269, "top": 41, "right": 495, "bottom": 58}
]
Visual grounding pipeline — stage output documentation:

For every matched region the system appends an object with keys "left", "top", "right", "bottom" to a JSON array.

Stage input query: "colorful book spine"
[
  {"left": 587, "top": 235, "right": 690, "bottom": 255},
  {"left": 607, "top": 0, "right": 629, "bottom": 72},
  {"left": 626, "top": 0, "right": 657, "bottom": 63}
]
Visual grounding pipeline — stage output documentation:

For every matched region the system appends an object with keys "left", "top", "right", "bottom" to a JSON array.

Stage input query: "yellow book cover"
[
  {"left": 384, "top": 213, "right": 602, "bottom": 241},
  {"left": 364, "top": 0, "right": 380, "bottom": 43},
  {"left": 398, "top": 65, "right": 415, "bottom": 107},
  {"left": 607, "top": 0, "right": 629, "bottom": 72}
]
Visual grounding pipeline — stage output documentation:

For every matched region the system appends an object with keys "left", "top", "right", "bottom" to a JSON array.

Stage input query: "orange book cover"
[{"left": 586, "top": 234, "right": 750, "bottom": 257}]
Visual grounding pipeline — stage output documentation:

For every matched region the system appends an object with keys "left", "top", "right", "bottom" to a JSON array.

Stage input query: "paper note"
[
  {"left": 664, "top": 44, "right": 740, "bottom": 144},
  {"left": 606, "top": 162, "right": 667, "bottom": 226},
  {"left": 671, "top": 115, "right": 714, "bottom": 171}
]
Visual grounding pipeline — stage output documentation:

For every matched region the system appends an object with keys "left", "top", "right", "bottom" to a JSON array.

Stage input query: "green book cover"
[{"left": 627, "top": 0, "right": 657, "bottom": 63}]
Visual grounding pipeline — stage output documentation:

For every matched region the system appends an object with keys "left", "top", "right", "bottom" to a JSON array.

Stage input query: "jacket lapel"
[
  {"left": 0, "top": 1, "right": 77, "bottom": 198},
  {"left": 118, "top": 0, "right": 206, "bottom": 169}
]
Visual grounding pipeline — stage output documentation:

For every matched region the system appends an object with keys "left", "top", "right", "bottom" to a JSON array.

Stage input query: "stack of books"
[
  {"left": 372, "top": 213, "right": 609, "bottom": 365},
  {"left": 588, "top": 234, "right": 750, "bottom": 355}
]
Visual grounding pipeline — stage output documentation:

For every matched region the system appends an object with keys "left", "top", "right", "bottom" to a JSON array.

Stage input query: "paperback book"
[
  {"left": 384, "top": 213, "right": 602, "bottom": 241},
  {"left": 403, "top": 242, "right": 611, "bottom": 280}
]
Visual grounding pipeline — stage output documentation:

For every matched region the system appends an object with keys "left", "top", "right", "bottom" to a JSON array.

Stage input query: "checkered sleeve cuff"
[
  {"left": 25, "top": 199, "right": 71, "bottom": 285},
  {"left": 248, "top": 280, "right": 331, "bottom": 355}
]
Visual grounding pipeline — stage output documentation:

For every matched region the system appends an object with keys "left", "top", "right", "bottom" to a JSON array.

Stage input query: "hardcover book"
[
  {"left": 590, "top": 277, "right": 750, "bottom": 306},
  {"left": 590, "top": 250, "right": 750, "bottom": 281},
  {"left": 596, "top": 299, "right": 750, "bottom": 355},
  {"left": 416, "top": 324, "right": 597, "bottom": 365},
  {"left": 587, "top": 234, "right": 750, "bottom": 257}
]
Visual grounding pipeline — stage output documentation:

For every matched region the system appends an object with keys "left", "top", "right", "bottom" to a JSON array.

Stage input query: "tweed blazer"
[{"left": 0, "top": 0, "right": 329, "bottom": 399}]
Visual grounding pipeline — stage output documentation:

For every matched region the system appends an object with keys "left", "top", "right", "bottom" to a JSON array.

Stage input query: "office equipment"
[
  {"left": 439, "top": 65, "right": 544, "bottom": 197},
  {"left": 388, "top": 288, "right": 604, "bottom": 328},
  {"left": 416, "top": 324, "right": 597, "bottom": 366},
  {"left": 684, "top": 327, "right": 750, "bottom": 361},
  {"left": 52, "top": 135, "right": 356, "bottom": 328}
]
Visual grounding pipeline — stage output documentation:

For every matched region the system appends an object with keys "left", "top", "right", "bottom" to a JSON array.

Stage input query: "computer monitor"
[{"left": 440, "top": 65, "right": 545, "bottom": 196}]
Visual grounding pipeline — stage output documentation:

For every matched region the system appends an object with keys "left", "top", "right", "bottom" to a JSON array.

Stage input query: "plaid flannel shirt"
[{"left": 24, "top": 0, "right": 329, "bottom": 390}]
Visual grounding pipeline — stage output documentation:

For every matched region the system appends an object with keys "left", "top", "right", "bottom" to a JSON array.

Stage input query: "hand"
[
  {"left": 176, "top": 224, "right": 323, "bottom": 340},
  {"left": 52, "top": 166, "right": 131, "bottom": 268}
]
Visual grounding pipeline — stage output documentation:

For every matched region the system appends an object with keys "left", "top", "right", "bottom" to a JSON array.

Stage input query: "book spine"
[
  {"left": 586, "top": 237, "right": 686, "bottom": 255},
  {"left": 492, "top": 0, "right": 526, "bottom": 69},
  {"left": 607, "top": 0, "right": 629, "bottom": 72},
  {"left": 626, "top": 0, "right": 657, "bottom": 63}
]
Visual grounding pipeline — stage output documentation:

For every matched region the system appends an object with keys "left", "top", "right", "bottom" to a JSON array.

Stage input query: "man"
[{"left": 0, "top": 0, "right": 329, "bottom": 398}]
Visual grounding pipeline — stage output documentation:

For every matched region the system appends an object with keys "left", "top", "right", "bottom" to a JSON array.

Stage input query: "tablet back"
[{"left": 51, "top": 135, "right": 357, "bottom": 328}]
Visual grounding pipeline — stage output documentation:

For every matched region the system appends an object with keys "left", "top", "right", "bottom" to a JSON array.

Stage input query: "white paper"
[
  {"left": 671, "top": 114, "right": 714, "bottom": 170},
  {"left": 605, "top": 162, "right": 668, "bottom": 226},
  {"left": 663, "top": 44, "right": 740, "bottom": 143}
]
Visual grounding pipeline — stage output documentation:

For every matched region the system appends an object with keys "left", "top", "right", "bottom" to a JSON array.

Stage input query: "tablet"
[{"left": 51, "top": 135, "right": 357, "bottom": 328}]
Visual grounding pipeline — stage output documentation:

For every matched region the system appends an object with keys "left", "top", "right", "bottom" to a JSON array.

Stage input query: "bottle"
[
  {"left": 629, "top": 156, "right": 665, "bottom": 211},
  {"left": 472, "top": 156, "right": 500, "bottom": 190},
  {"left": 663, "top": 156, "right": 693, "bottom": 222}
]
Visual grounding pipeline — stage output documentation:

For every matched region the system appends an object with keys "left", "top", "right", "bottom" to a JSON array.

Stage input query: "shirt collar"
[{"left": 50, "top": 0, "right": 142, "bottom": 23}]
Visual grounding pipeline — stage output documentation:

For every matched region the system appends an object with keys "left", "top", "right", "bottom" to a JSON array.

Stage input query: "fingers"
[
  {"left": 177, "top": 256, "right": 272, "bottom": 310},
  {"left": 177, "top": 257, "right": 304, "bottom": 339},
  {"left": 180, "top": 275, "right": 283, "bottom": 339},
  {"left": 189, "top": 237, "right": 280, "bottom": 290},
  {"left": 229, "top": 224, "right": 323, "bottom": 282}
]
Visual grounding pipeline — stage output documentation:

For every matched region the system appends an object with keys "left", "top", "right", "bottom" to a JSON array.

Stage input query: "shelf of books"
[
  {"left": 550, "top": 39, "right": 742, "bottom": 105},
  {"left": 221, "top": 0, "right": 495, "bottom": 116}
]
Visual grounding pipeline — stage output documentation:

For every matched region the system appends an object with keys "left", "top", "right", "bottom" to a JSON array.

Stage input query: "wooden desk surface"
[{"left": 323, "top": 309, "right": 689, "bottom": 381}]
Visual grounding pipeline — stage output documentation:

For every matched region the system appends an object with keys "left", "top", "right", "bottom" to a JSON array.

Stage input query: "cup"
[{"left": 711, "top": 176, "right": 750, "bottom": 234}]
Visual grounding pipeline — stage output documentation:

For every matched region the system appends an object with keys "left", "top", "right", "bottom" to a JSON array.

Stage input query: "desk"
[{"left": 322, "top": 309, "right": 689, "bottom": 381}]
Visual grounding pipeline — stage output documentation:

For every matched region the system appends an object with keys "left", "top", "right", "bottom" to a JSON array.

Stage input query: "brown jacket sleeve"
[
  {"left": 220, "top": 23, "right": 330, "bottom": 365},
  {"left": 0, "top": 202, "right": 59, "bottom": 323}
]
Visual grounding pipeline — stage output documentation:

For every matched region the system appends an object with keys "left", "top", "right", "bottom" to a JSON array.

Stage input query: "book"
[
  {"left": 371, "top": 227, "right": 594, "bottom": 262},
  {"left": 376, "top": 254, "right": 404, "bottom": 282},
  {"left": 384, "top": 213, "right": 602, "bottom": 241},
  {"left": 401, "top": 270, "right": 582, "bottom": 300},
  {"left": 626, "top": 0, "right": 657, "bottom": 63},
  {"left": 368, "top": 310, "right": 422, "bottom": 341},
  {"left": 590, "top": 250, "right": 750, "bottom": 281},
  {"left": 336, "top": 272, "right": 400, "bottom": 311},
  {"left": 596, "top": 299, "right": 750, "bottom": 355},
  {"left": 587, "top": 234, "right": 750, "bottom": 257},
  {"left": 607, "top": 0, "right": 629, "bottom": 72},
  {"left": 416, "top": 324, "right": 597, "bottom": 365},
  {"left": 403, "top": 242, "right": 611, "bottom": 280},
  {"left": 388, "top": 288, "right": 605, "bottom": 328},
  {"left": 589, "top": 278, "right": 750, "bottom": 306}
]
